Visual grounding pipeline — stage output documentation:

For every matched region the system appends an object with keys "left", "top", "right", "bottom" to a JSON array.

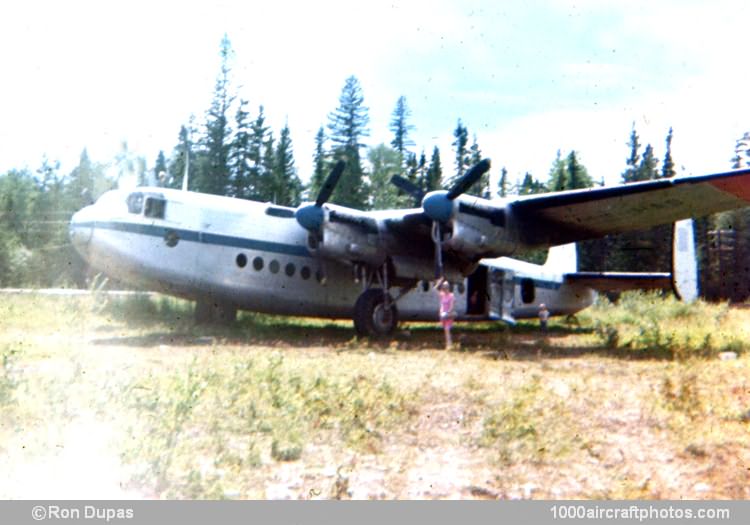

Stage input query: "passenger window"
[
  {"left": 300, "top": 266, "right": 311, "bottom": 280},
  {"left": 285, "top": 263, "right": 295, "bottom": 277},
  {"left": 144, "top": 197, "right": 166, "bottom": 219},
  {"left": 126, "top": 192, "right": 144, "bottom": 214},
  {"left": 269, "top": 260, "right": 280, "bottom": 274},
  {"left": 236, "top": 254, "right": 247, "bottom": 268},
  {"left": 253, "top": 257, "right": 264, "bottom": 271}
]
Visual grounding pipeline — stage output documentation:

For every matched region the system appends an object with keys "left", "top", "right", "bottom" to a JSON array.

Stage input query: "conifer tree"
[
  {"left": 661, "top": 127, "right": 676, "bottom": 179},
  {"left": 452, "top": 119, "right": 469, "bottom": 180},
  {"left": 389, "top": 96, "right": 415, "bottom": 165},
  {"left": 153, "top": 151, "right": 168, "bottom": 186},
  {"left": 622, "top": 126, "right": 641, "bottom": 183},
  {"left": 196, "top": 34, "right": 235, "bottom": 195},
  {"left": 327, "top": 76, "right": 369, "bottom": 209},
  {"left": 425, "top": 146, "right": 442, "bottom": 193},
  {"left": 497, "top": 167, "right": 509, "bottom": 198},
  {"left": 228, "top": 99, "right": 253, "bottom": 198},
  {"left": 271, "top": 123, "right": 301, "bottom": 206},
  {"left": 309, "top": 126, "right": 327, "bottom": 200}
]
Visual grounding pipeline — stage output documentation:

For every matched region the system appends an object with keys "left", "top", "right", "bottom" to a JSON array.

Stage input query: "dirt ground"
[{"left": 2, "top": 310, "right": 750, "bottom": 500}]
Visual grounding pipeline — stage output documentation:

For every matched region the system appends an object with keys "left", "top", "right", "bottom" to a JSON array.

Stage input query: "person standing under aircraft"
[
  {"left": 437, "top": 280, "right": 456, "bottom": 349},
  {"left": 539, "top": 303, "right": 550, "bottom": 334}
]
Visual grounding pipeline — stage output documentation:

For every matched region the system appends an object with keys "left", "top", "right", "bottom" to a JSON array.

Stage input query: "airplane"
[{"left": 68, "top": 158, "right": 749, "bottom": 337}]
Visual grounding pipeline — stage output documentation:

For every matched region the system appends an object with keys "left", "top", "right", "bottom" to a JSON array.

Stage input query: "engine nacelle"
[
  {"left": 313, "top": 220, "right": 386, "bottom": 267},
  {"left": 445, "top": 209, "right": 518, "bottom": 258},
  {"left": 389, "top": 255, "right": 465, "bottom": 284}
]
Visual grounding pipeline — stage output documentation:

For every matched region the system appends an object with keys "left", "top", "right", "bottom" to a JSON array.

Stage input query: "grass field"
[{"left": 1, "top": 291, "right": 749, "bottom": 499}]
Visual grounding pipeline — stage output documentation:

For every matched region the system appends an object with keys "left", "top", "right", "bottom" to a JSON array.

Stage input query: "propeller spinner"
[
  {"left": 402, "top": 159, "right": 491, "bottom": 279},
  {"left": 295, "top": 160, "right": 345, "bottom": 232}
]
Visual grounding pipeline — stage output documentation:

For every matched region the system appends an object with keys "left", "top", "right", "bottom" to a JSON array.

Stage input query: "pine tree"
[
  {"left": 637, "top": 144, "right": 659, "bottom": 181},
  {"left": 271, "top": 123, "right": 301, "bottom": 206},
  {"left": 452, "top": 119, "right": 469, "bottom": 180},
  {"left": 466, "top": 134, "right": 489, "bottom": 196},
  {"left": 228, "top": 99, "right": 253, "bottom": 198},
  {"left": 425, "top": 146, "right": 442, "bottom": 193},
  {"left": 327, "top": 76, "right": 370, "bottom": 208},
  {"left": 151, "top": 151, "right": 167, "bottom": 187},
  {"left": 548, "top": 150, "right": 567, "bottom": 191},
  {"left": 622, "top": 126, "right": 641, "bottom": 183},
  {"left": 389, "top": 96, "right": 415, "bottom": 164},
  {"left": 497, "top": 166, "right": 509, "bottom": 198},
  {"left": 309, "top": 126, "right": 327, "bottom": 200},
  {"left": 248, "top": 106, "right": 270, "bottom": 200},
  {"left": 195, "top": 34, "right": 235, "bottom": 195},
  {"left": 661, "top": 127, "right": 676, "bottom": 179},
  {"left": 565, "top": 151, "right": 592, "bottom": 189},
  {"left": 167, "top": 122, "right": 196, "bottom": 190}
]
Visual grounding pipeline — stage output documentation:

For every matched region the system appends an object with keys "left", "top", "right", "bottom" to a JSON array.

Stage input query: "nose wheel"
[{"left": 353, "top": 288, "right": 398, "bottom": 337}]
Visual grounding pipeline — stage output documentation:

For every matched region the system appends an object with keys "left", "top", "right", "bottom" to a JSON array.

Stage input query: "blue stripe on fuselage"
[{"left": 82, "top": 220, "right": 312, "bottom": 258}]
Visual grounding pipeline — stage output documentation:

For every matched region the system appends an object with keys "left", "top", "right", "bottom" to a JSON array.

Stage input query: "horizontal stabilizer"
[{"left": 564, "top": 272, "right": 670, "bottom": 292}]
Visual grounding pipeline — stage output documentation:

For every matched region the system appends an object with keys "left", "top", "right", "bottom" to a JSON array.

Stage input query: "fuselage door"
[{"left": 489, "top": 269, "right": 516, "bottom": 323}]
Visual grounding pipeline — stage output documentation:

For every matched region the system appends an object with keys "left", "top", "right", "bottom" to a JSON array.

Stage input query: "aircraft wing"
[
  {"left": 511, "top": 168, "right": 750, "bottom": 247},
  {"left": 564, "top": 272, "right": 671, "bottom": 292}
]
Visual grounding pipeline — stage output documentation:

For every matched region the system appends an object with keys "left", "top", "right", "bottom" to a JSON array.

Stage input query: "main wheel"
[{"left": 353, "top": 288, "right": 398, "bottom": 338}]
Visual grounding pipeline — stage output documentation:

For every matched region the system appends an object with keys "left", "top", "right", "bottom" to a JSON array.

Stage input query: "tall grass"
[{"left": 582, "top": 292, "right": 748, "bottom": 359}]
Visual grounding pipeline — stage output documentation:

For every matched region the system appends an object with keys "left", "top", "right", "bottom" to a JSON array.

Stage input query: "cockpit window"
[
  {"left": 144, "top": 196, "right": 166, "bottom": 219},
  {"left": 126, "top": 192, "right": 144, "bottom": 214}
]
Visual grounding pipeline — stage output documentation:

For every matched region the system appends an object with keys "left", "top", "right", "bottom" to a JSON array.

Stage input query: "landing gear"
[
  {"left": 195, "top": 299, "right": 237, "bottom": 325},
  {"left": 353, "top": 288, "right": 398, "bottom": 337}
]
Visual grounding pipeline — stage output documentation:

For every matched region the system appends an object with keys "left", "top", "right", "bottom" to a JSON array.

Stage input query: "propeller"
[
  {"left": 417, "top": 159, "right": 492, "bottom": 279},
  {"left": 295, "top": 160, "right": 346, "bottom": 232},
  {"left": 390, "top": 174, "right": 424, "bottom": 206}
]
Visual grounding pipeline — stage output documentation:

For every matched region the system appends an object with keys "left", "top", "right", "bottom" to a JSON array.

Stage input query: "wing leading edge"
[{"left": 511, "top": 168, "right": 750, "bottom": 247}]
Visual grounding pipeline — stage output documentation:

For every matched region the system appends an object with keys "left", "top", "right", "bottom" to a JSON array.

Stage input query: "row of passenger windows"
[{"left": 235, "top": 253, "right": 318, "bottom": 281}]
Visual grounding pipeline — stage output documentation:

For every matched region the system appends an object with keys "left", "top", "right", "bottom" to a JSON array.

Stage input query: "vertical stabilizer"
[
  {"left": 543, "top": 243, "right": 578, "bottom": 273},
  {"left": 672, "top": 219, "right": 699, "bottom": 302},
  {"left": 181, "top": 148, "right": 190, "bottom": 192}
]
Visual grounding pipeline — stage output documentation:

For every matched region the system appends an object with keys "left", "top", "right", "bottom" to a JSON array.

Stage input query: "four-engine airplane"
[{"left": 69, "top": 159, "right": 750, "bottom": 336}]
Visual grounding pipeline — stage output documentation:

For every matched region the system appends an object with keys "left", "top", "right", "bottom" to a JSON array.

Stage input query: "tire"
[{"left": 353, "top": 288, "right": 398, "bottom": 338}]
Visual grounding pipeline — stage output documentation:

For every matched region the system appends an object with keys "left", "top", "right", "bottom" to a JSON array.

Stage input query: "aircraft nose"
[{"left": 69, "top": 209, "right": 93, "bottom": 256}]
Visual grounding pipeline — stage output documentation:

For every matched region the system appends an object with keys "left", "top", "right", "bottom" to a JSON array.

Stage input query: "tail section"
[
  {"left": 544, "top": 243, "right": 578, "bottom": 274},
  {"left": 672, "top": 219, "right": 698, "bottom": 302}
]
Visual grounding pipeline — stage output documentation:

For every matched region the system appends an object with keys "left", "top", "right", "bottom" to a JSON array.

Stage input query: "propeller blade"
[
  {"left": 446, "top": 159, "right": 491, "bottom": 200},
  {"left": 390, "top": 175, "right": 423, "bottom": 198},
  {"left": 315, "top": 160, "right": 345, "bottom": 207}
]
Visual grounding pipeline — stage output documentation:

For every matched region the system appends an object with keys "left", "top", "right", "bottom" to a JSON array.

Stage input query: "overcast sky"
[{"left": 3, "top": 0, "right": 750, "bottom": 190}]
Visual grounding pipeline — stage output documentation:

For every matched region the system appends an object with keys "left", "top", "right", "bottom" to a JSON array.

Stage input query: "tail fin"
[
  {"left": 672, "top": 219, "right": 699, "bottom": 302},
  {"left": 544, "top": 243, "right": 578, "bottom": 274}
]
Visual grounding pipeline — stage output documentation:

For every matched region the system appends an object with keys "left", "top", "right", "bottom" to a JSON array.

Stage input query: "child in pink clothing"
[{"left": 437, "top": 280, "right": 455, "bottom": 349}]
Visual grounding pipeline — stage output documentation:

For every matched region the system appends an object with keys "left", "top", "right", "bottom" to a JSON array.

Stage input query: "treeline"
[{"left": 1, "top": 35, "right": 749, "bottom": 300}]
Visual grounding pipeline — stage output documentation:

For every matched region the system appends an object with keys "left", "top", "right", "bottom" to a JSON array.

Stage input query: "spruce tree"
[
  {"left": 248, "top": 106, "right": 270, "bottom": 199},
  {"left": 196, "top": 34, "right": 235, "bottom": 195},
  {"left": 309, "top": 126, "right": 327, "bottom": 200},
  {"left": 271, "top": 123, "right": 301, "bottom": 206},
  {"left": 452, "top": 119, "right": 469, "bottom": 180},
  {"left": 661, "top": 127, "right": 676, "bottom": 178},
  {"left": 622, "top": 126, "right": 641, "bottom": 183},
  {"left": 167, "top": 122, "right": 196, "bottom": 190},
  {"left": 425, "top": 146, "right": 442, "bottom": 192},
  {"left": 153, "top": 151, "right": 168, "bottom": 187},
  {"left": 228, "top": 99, "right": 252, "bottom": 198},
  {"left": 389, "top": 96, "right": 415, "bottom": 164},
  {"left": 497, "top": 167, "right": 509, "bottom": 198},
  {"left": 327, "top": 76, "right": 370, "bottom": 209}
]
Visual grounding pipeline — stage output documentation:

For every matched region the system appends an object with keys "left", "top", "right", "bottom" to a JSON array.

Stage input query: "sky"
[{"left": 3, "top": 0, "right": 750, "bottom": 191}]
